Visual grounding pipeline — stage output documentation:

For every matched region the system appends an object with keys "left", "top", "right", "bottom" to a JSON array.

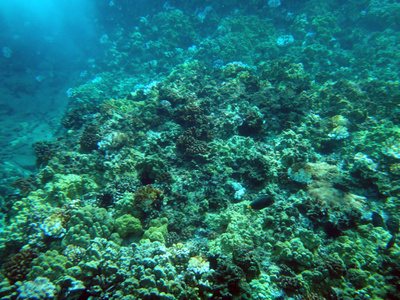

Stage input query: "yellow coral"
[
  {"left": 331, "top": 115, "right": 350, "bottom": 127},
  {"left": 187, "top": 255, "right": 210, "bottom": 274}
]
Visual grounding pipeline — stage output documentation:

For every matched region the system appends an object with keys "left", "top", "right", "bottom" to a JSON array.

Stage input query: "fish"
[
  {"left": 246, "top": 195, "right": 274, "bottom": 210},
  {"left": 386, "top": 234, "right": 396, "bottom": 249},
  {"left": 372, "top": 212, "right": 386, "bottom": 229},
  {"left": 386, "top": 216, "right": 400, "bottom": 235}
]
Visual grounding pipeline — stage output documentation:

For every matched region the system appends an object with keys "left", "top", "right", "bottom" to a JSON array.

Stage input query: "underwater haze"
[
  {"left": 0, "top": 0, "right": 101, "bottom": 185},
  {"left": 1, "top": 0, "right": 400, "bottom": 299}
]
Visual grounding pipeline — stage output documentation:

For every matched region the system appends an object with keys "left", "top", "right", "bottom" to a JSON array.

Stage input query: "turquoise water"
[{"left": 1, "top": 1, "right": 400, "bottom": 299}]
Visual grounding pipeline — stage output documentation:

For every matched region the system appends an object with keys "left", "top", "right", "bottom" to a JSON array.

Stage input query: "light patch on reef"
[
  {"left": 232, "top": 182, "right": 246, "bottom": 200},
  {"left": 354, "top": 152, "right": 378, "bottom": 172},
  {"left": 187, "top": 255, "right": 211, "bottom": 275},
  {"left": 382, "top": 136, "right": 400, "bottom": 159},
  {"left": 40, "top": 214, "right": 66, "bottom": 238},
  {"left": 288, "top": 162, "right": 366, "bottom": 209},
  {"left": 98, "top": 131, "right": 129, "bottom": 150}
]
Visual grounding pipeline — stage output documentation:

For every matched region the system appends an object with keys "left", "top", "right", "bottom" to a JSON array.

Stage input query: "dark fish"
[
  {"left": 372, "top": 212, "right": 386, "bottom": 229},
  {"left": 386, "top": 217, "right": 400, "bottom": 235},
  {"left": 387, "top": 234, "right": 396, "bottom": 249},
  {"left": 247, "top": 195, "right": 274, "bottom": 210}
]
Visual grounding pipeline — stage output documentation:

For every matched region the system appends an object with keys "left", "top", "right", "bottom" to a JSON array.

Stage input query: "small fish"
[
  {"left": 387, "top": 234, "right": 396, "bottom": 249},
  {"left": 372, "top": 212, "right": 386, "bottom": 229},
  {"left": 246, "top": 195, "right": 274, "bottom": 210},
  {"left": 386, "top": 217, "right": 400, "bottom": 235}
]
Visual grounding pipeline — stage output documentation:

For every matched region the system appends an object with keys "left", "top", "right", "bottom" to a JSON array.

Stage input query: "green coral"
[
  {"left": 0, "top": 190, "right": 54, "bottom": 256},
  {"left": 115, "top": 214, "right": 143, "bottom": 238},
  {"left": 43, "top": 174, "right": 98, "bottom": 205},
  {"left": 28, "top": 250, "right": 69, "bottom": 283},
  {"left": 62, "top": 205, "right": 114, "bottom": 249},
  {"left": 143, "top": 217, "right": 168, "bottom": 243}
]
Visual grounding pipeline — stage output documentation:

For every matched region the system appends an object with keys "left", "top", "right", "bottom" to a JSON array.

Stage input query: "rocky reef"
[{"left": 1, "top": 0, "right": 400, "bottom": 299}]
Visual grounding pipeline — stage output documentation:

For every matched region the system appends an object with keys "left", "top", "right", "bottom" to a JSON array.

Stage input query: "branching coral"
[
  {"left": 33, "top": 141, "right": 57, "bottom": 168},
  {"left": 177, "top": 128, "right": 209, "bottom": 157},
  {"left": 79, "top": 125, "right": 100, "bottom": 152}
]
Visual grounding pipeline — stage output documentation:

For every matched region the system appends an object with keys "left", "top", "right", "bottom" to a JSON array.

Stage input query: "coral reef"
[
  {"left": 98, "top": 131, "right": 129, "bottom": 151},
  {"left": 114, "top": 214, "right": 143, "bottom": 238},
  {"left": 79, "top": 125, "right": 100, "bottom": 152},
  {"left": 17, "top": 277, "right": 58, "bottom": 300},
  {"left": 12, "top": 175, "right": 38, "bottom": 197},
  {"left": 33, "top": 141, "right": 57, "bottom": 168},
  {"left": 134, "top": 185, "right": 164, "bottom": 214},
  {"left": 2, "top": 1, "right": 400, "bottom": 299},
  {"left": 3, "top": 248, "right": 38, "bottom": 284}
]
